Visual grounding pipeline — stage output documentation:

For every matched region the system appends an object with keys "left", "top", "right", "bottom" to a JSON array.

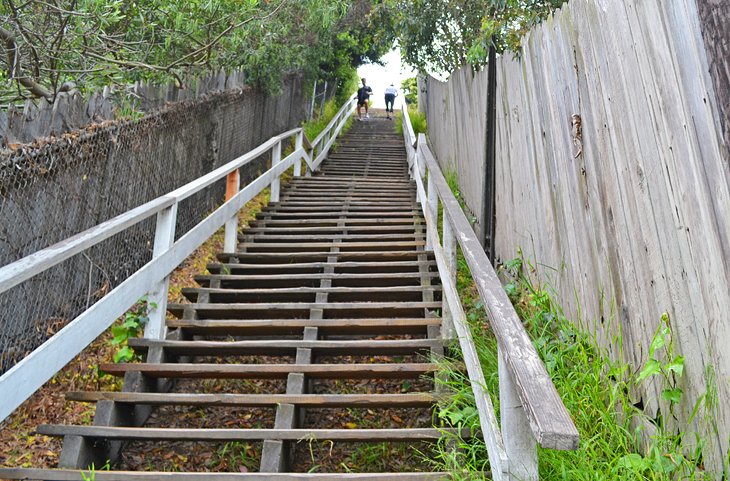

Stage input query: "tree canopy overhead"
[
  {"left": 384, "top": 0, "right": 567, "bottom": 75},
  {"left": 0, "top": 0, "right": 394, "bottom": 103}
]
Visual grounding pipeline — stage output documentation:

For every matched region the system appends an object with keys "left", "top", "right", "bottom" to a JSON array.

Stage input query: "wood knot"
[{"left": 571, "top": 114, "right": 583, "bottom": 159}]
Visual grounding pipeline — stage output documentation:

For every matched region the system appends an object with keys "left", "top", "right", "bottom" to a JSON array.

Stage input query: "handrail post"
[
  {"left": 499, "top": 347, "right": 538, "bottom": 480},
  {"left": 294, "top": 131, "right": 303, "bottom": 177},
  {"left": 306, "top": 141, "right": 315, "bottom": 177},
  {"left": 414, "top": 149, "right": 424, "bottom": 206},
  {"left": 224, "top": 169, "right": 240, "bottom": 253},
  {"left": 269, "top": 140, "right": 282, "bottom": 202},
  {"left": 441, "top": 217, "right": 456, "bottom": 340},
  {"left": 426, "top": 171, "right": 438, "bottom": 250},
  {"left": 145, "top": 203, "right": 178, "bottom": 340}
]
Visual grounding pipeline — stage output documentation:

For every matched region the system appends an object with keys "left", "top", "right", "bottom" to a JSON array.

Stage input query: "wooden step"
[
  {"left": 166, "top": 301, "right": 440, "bottom": 319},
  {"left": 193, "top": 273, "right": 438, "bottom": 289},
  {"left": 38, "top": 425, "right": 469, "bottom": 442},
  {"left": 237, "top": 241, "right": 425, "bottom": 253},
  {"left": 66, "top": 392, "right": 437, "bottom": 407},
  {"left": 243, "top": 225, "right": 418, "bottom": 234},
  {"left": 180, "top": 286, "right": 441, "bottom": 303},
  {"left": 165, "top": 317, "right": 440, "bottom": 336},
  {"left": 127, "top": 338, "right": 444, "bottom": 356},
  {"left": 215, "top": 251, "right": 434, "bottom": 263},
  {"left": 205, "top": 260, "right": 435, "bottom": 275},
  {"left": 241, "top": 234, "right": 420, "bottom": 242},
  {"left": 249, "top": 218, "right": 420, "bottom": 227},
  {"left": 0, "top": 469, "right": 451, "bottom": 480},
  {"left": 100, "top": 362, "right": 439, "bottom": 379}
]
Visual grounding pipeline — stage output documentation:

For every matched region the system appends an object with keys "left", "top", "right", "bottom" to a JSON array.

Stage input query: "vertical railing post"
[
  {"left": 499, "top": 347, "right": 538, "bottom": 480},
  {"left": 441, "top": 217, "right": 457, "bottom": 340},
  {"left": 145, "top": 203, "right": 178, "bottom": 340},
  {"left": 414, "top": 150, "right": 424, "bottom": 206},
  {"left": 224, "top": 169, "right": 240, "bottom": 253},
  {"left": 294, "top": 131, "right": 303, "bottom": 177},
  {"left": 270, "top": 140, "right": 282, "bottom": 202},
  {"left": 426, "top": 171, "right": 438, "bottom": 250}
]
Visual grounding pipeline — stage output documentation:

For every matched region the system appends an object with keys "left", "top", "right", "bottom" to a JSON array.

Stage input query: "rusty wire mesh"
[{"left": 0, "top": 76, "right": 307, "bottom": 375}]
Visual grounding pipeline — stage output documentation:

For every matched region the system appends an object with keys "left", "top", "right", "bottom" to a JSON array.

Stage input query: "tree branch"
[
  {"left": 0, "top": 25, "right": 53, "bottom": 99},
  {"left": 165, "top": 0, "right": 288, "bottom": 70}
]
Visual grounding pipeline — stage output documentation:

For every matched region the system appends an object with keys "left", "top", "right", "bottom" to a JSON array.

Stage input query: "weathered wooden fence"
[
  {"left": 422, "top": 0, "right": 730, "bottom": 474},
  {"left": 421, "top": 68, "right": 488, "bottom": 242}
]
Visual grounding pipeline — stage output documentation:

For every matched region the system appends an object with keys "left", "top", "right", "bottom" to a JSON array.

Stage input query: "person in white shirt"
[{"left": 384, "top": 84, "right": 398, "bottom": 119}]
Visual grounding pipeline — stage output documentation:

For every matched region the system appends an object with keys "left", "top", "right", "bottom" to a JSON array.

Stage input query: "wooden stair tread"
[
  {"left": 0, "top": 469, "right": 451, "bottom": 480},
  {"left": 37, "top": 425, "right": 471, "bottom": 441},
  {"left": 165, "top": 317, "right": 439, "bottom": 335},
  {"left": 126, "top": 339, "right": 441, "bottom": 356},
  {"left": 194, "top": 272, "right": 438, "bottom": 281},
  {"left": 215, "top": 251, "right": 434, "bottom": 262},
  {"left": 66, "top": 392, "right": 437, "bottom": 407},
  {"left": 167, "top": 301, "right": 441, "bottom": 311},
  {"left": 99, "top": 362, "right": 439, "bottom": 379}
]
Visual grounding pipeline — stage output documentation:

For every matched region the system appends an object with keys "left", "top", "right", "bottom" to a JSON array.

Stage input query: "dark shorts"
[
  {"left": 357, "top": 98, "right": 369, "bottom": 107},
  {"left": 384, "top": 94, "right": 395, "bottom": 111}
]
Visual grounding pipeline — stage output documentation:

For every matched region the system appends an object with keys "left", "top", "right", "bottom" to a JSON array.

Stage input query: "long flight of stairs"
[{"left": 0, "top": 113, "right": 461, "bottom": 480}]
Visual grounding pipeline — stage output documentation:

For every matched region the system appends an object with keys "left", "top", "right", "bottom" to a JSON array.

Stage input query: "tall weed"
[
  {"left": 435, "top": 251, "right": 713, "bottom": 480},
  {"left": 395, "top": 106, "right": 427, "bottom": 136}
]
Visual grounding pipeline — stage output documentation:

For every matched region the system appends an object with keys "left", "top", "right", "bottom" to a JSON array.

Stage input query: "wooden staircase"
[{"left": 0, "top": 115, "right": 461, "bottom": 479}]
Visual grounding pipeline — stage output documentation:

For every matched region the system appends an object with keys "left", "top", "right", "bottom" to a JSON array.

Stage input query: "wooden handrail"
[
  {"left": 0, "top": 196, "right": 174, "bottom": 294},
  {"left": 0, "top": 128, "right": 309, "bottom": 295},
  {"left": 417, "top": 135, "right": 579, "bottom": 450},
  {"left": 399, "top": 102, "right": 578, "bottom": 479}
]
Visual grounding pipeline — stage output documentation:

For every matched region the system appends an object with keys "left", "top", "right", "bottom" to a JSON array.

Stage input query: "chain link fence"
[{"left": 0, "top": 75, "right": 308, "bottom": 375}]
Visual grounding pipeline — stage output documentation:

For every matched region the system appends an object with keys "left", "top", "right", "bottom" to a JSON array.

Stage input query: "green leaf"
[
  {"left": 110, "top": 325, "right": 128, "bottom": 345},
  {"left": 661, "top": 388, "right": 683, "bottom": 404},
  {"left": 666, "top": 356, "right": 684, "bottom": 376},
  {"left": 652, "top": 453, "right": 679, "bottom": 473},
  {"left": 649, "top": 325, "right": 669, "bottom": 357},
  {"left": 637, "top": 358, "right": 661, "bottom": 383},
  {"left": 113, "top": 346, "right": 135, "bottom": 363},
  {"left": 616, "top": 453, "right": 648, "bottom": 472}
]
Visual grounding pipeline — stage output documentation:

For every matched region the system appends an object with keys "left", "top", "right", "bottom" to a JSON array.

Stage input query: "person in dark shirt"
[{"left": 355, "top": 78, "right": 373, "bottom": 121}]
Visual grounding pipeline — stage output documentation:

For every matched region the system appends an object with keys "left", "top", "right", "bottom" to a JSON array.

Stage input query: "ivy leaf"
[
  {"left": 110, "top": 325, "right": 128, "bottom": 345},
  {"left": 637, "top": 358, "right": 661, "bottom": 383},
  {"left": 113, "top": 346, "right": 135, "bottom": 363},
  {"left": 661, "top": 388, "right": 683, "bottom": 404}
]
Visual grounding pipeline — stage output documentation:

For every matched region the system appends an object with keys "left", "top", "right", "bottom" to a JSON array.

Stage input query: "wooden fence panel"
[{"left": 423, "top": 0, "right": 730, "bottom": 473}]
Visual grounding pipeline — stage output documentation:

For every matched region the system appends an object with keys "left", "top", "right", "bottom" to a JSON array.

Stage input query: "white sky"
[{"left": 357, "top": 48, "right": 416, "bottom": 108}]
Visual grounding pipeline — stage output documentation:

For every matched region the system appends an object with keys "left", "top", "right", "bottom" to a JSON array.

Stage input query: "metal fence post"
[
  {"left": 270, "top": 140, "right": 282, "bottom": 202},
  {"left": 294, "top": 131, "right": 303, "bottom": 177},
  {"left": 441, "top": 217, "right": 457, "bottom": 340},
  {"left": 145, "top": 204, "right": 178, "bottom": 340},
  {"left": 224, "top": 169, "right": 240, "bottom": 252},
  {"left": 499, "top": 347, "right": 538, "bottom": 480}
]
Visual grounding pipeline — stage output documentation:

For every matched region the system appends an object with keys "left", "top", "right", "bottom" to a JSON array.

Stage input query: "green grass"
[
  {"left": 303, "top": 99, "right": 351, "bottom": 142},
  {"left": 395, "top": 105, "right": 427, "bottom": 136},
  {"left": 433, "top": 250, "right": 714, "bottom": 480}
]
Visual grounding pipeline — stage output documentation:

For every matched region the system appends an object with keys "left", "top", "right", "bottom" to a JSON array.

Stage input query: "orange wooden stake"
[{"left": 225, "top": 169, "right": 240, "bottom": 201}]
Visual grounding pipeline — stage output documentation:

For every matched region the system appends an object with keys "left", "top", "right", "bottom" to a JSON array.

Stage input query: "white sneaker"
[{"left": 366, "top": 114, "right": 369, "bottom": 119}]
